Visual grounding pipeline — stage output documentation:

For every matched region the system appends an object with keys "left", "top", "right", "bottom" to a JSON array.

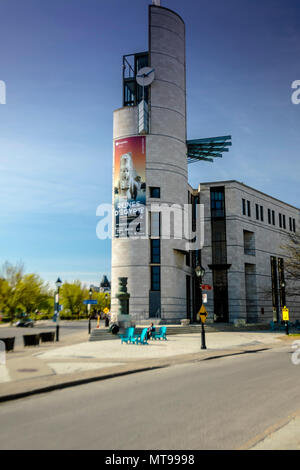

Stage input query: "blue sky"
[{"left": 0, "top": 0, "right": 299, "bottom": 287}]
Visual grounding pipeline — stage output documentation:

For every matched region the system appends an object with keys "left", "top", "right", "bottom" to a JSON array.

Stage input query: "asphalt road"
[
  {"left": 0, "top": 345, "right": 299, "bottom": 450},
  {"left": 0, "top": 320, "right": 93, "bottom": 347}
]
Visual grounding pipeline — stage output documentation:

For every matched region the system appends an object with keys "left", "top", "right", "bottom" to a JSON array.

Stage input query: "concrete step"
[{"left": 89, "top": 322, "right": 270, "bottom": 341}]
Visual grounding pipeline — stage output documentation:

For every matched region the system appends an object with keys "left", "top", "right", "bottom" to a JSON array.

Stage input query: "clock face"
[{"left": 136, "top": 67, "right": 155, "bottom": 87}]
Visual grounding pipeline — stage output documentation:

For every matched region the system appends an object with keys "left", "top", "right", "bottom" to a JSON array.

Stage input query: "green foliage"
[
  {"left": 0, "top": 262, "right": 53, "bottom": 323},
  {"left": 0, "top": 261, "right": 111, "bottom": 323},
  {"left": 60, "top": 281, "right": 87, "bottom": 319}
]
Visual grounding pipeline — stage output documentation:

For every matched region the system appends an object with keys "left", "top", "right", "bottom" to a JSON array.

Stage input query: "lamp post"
[
  {"left": 55, "top": 277, "right": 62, "bottom": 342},
  {"left": 88, "top": 287, "right": 93, "bottom": 335},
  {"left": 195, "top": 265, "right": 206, "bottom": 350}
]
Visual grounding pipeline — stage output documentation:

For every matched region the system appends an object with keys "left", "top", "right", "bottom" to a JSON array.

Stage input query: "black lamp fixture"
[
  {"left": 55, "top": 277, "right": 62, "bottom": 290},
  {"left": 195, "top": 265, "right": 205, "bottom": 280}
]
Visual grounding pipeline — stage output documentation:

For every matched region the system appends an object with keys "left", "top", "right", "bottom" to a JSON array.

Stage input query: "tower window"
[
  {"left": 150, "top": 187, "right": 160, "bottom": 198},
  {"left": 151, "top": 266, "right": 161, "bottom": 291},
  {"left": 151, "top": 239, "right": 160, "bottom": 264}
]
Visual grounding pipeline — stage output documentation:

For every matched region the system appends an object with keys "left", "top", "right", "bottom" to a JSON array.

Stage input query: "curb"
[{"left": 0, "top": 345, "right": 273, "bottom": 404}]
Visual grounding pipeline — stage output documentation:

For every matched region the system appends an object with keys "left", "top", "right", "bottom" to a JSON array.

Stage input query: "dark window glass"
[
  {"left": 150, "top": 187, "right": 160, "bottom": 199},
  {"left": 151, "top": 266, "right": 160, "bottom": 292},
  {"left": 268, "top": 209, "right": 271, "bottom": 224},
  {"left": 271, "top": 256, "right": 279, "bottom": 322},
  {"left": 282, "top": 215, "right": 286, "bottom": 229},
  {"left": 151, "top": 239, "right": 160, "bottom": 264},
  {"left": 242, "top": 199, "right": 246, "bottom": 215},
  {"left": 255, "top": 204, "right": 259, "bottom": 220},
  {"left": 293, "top": 218, "right": 296, "bottom": 232},
  {"left": 247, "top": 201, "right": 251, "bottom": 217},
  {"left": 211, "top": 188, "right": 225, "bottom": 218},
  {"left": 289, "top": 217, "right": 292, "bottom": 231},
  {"left": 124, "top": 79, "right": 136, "bottom": 106},
  {"left": 260, "top": 206, "right": 264, "bottom": 222},
  {"left": 272, "top": 210, "right": 275, "bottom": 225},
  {"left": 279, "top": 213, "right": 282, "bottom": 228}
]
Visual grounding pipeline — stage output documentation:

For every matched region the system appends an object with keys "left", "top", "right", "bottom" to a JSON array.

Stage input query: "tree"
[
  {"left": 0, "top": 262, "right": 24, "bottom": 323},
  {"left": 0, "top": 262, "right": 54, "bottom": 322},
  {"left": 282, "top": 232, "right": 300, "bottom": 297},
  {"left": 18, "top": 274, "right": 53, "bottom": 316},
  {"left": 60, "top": 281, "right": 86, "bottom": 319}
]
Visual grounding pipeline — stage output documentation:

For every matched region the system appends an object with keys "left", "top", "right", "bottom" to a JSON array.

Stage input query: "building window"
[
  {"left": 243, "top": 230, "right": 255, "bottom": 256},
  {"left": 255, "top": 204, "right": 259, "bottom": 220},
  {"left": 150, "top": 187, "right": 160, "bottom": 199},
  {"left": 247, "top": 200, "right": 251, "bottom": 217},
  {"left": 271, "top": 256, "right": 279, "bottom": 322},
  {"left": 211, "top": 189, "right": 225, "bottom": 218},
  {"left": 268, "top": 209, "right": 271, "bottom": 224},
  {"left": 293, "top": 218, "right": 296, "bottom": 232},
  {"left": 289, "top": 217, "right": 292, "bottom": 231},
  {"left": 151, "top": 266, "right": 160, "bottom": 291},
  {"left": 278, "top": 258, "right": 286, "bottom": 307},
  {"left": 242, "top": 199, "right": 246, "bottom": 216},
  {"left": 151, "top": 239, "right": 160, "bottom": 264},
  {"left": 260, "top": 206, "right": 264, "bottom": 222},
  {"left": 282, "top": 215, "right": 286, "bottom": 229},
  {"left": 279, "top": 213, "right": 282, "bottom": 228},
  {"left": 272, "top": 210, "right": 275, "bottom": 226}
]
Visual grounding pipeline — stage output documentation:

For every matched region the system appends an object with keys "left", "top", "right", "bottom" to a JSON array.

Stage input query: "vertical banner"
[{"left": 114, "top": 136, "right": 146, "bottom": 238}]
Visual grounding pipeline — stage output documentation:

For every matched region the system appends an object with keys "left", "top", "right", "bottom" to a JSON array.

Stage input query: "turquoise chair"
[
  {"left": 120, "top": 327, "right": 135, "bottom": 344},
  {"left": 153, "top": 326, "right": 167, "bottom": 340},
  {"left": 132, "top": 328, "right": 148, "bottom": 345}
]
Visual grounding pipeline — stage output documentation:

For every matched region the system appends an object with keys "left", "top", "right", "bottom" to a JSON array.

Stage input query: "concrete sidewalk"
[{"left": 0, "top": 330, "right": 285, "bottom": 403}]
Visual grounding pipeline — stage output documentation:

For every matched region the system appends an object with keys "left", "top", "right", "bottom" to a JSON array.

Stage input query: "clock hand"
[{"left": 144, "top": 68, "right": 155, "bottom": 77}]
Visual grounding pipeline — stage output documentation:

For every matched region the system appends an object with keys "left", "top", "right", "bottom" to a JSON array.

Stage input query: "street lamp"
[
  {"left": 88, "top": 287, "right": 93, "bottom": 335},
  {"left": 55, "top": 277, "right": 62, "bottom": 342},
  {"left": 195, "top": 265, "right": 206, "bottom": 350}
]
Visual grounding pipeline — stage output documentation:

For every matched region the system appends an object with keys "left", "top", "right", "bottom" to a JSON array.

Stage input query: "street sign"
[
  {"left": 199, "top": 305, "right": 207, "bottom": 314},
  {"left": 103, "top": 308, "right": 109, "bottom": 314},
  {"left": 282, "top": 306, "right": 289, "bottom": 322},
  {"left": 83, "top": 300, "right": 98, "bottom": 305},
  {"left": 201, "top": 284, "right": 212, "bottom": 291},
  {"left": 198, "top": 305, "right": 208, "bottom": 323},
  {"left": 202, "top": 293, "right": 208, "bottom": 304}
]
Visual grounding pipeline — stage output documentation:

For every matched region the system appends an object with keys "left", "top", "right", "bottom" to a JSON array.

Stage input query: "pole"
[
  {"left": 201, "top": 320, "right": 207, "bottom": 350},
  {"left": 286, "top": 321, "right": 289, "bottom": 336},
  {"left": 199, "top": 277, "right": 207, "bottom": 350},
  {"left": 56, "top": 286, "right": 60, "bottom": 342}
]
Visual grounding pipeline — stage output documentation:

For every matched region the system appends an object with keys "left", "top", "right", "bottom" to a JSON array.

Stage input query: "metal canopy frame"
[{"left": 187, "top": 136, "right": 232, "bottom": 164}]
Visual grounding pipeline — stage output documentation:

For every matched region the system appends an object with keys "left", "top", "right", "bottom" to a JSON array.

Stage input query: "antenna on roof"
[{"left": 152, "top": 0, "right": 161, "bottom": 5}]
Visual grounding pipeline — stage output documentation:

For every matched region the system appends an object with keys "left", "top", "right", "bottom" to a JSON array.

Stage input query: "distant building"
[{"left": 100, "top": 275, "right": 111, "bottom": 294}]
